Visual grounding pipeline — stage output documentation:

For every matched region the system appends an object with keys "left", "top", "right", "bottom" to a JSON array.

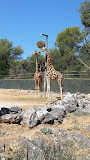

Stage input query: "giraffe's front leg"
[
  {"left": 60, "top": 87, "right": 63, "bottom": 100},
  {"left": 60, "top": 81, "right": 63, "bottom": 100},
  {"left": 37, "top": 80, "right": 40, "bottom": 97},
  {"left": 35, "top": 80, "right": 38, "bottom": 97},
  {"left": 58, "top": 79, "right": 63, "bottom": 100}
]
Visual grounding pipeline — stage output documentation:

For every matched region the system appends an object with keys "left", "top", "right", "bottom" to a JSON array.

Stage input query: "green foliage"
[
  {"left": 0, "top": 39, "right": 12, "bottom": 75},
  {"left": 71, "top": 126, "right": 80, "bottom": 130},
  {"left": 68, "top": 126, "right": 80, "bottom": 131},
  {"left": 49, "top": 26, "right": 89, "bottom": 72},
  {"left": 11, "top": 45, "right": 24, "bottom": 60},
  {"left": 78, "top": 1, "right": 90, "bottom": 67},
  {"left": 8, "top": 52, "right": 45, "bottom": 78},
  {"left": 79, "top": 0, "right": 90, "bottom": 29},
  {"left": 50, "top": 47, "right": 83, "bottom": 72},
  {"left": 0, "top": 38, "right": 23, "bottom": 76},
  {"left": 40, "top": 128, "right": 53, "bottom": 134},
  {"left": 9, "top": 147, "right": 13, "bottom": 151},
  {"left": 79, "top": 40, "right": 90, "bottom": 67},
  {"left": 55, "top": 27, "right": 85, "bottom": 55}
]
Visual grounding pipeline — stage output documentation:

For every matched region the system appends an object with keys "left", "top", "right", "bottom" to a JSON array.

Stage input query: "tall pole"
[{"left": 41, "top": 33, "right": 48, "bottom": 98}]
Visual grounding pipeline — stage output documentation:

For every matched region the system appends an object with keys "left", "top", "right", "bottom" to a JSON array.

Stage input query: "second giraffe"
[{"left": 34, "top": 51, "right": 42, "bottom": 96}]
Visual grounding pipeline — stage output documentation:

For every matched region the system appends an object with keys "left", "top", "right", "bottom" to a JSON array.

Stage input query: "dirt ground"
[
  {"left": 0, "top": 89, "right": 47, "bottom": 110},
  {"left": 0, "top": 89, "right": 90, "bottom": 158}
]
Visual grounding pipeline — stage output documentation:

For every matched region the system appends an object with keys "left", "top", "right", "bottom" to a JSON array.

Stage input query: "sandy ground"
[{"left": 0, "top": 89, "right": 47, "bottom": 110}]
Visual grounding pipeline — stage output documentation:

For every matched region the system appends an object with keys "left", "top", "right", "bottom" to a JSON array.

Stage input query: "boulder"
[
  {"left": 50, "top": 105, "right": 66, "bottom": 122},
  {"left": 62, "top": 93, "right": 78, "bottom": 112},
  {"left": 21, "top": 108, "right": 37, "bottom": 127},
  {"left": 0, "top": 106, "right": 22, "bottom": 124},
  {"left": 21, "top": 104, "right": 66, "bottom": 127},
  {"left": 41, "top": 112, "right": 54, "bottom": 124},
  {"left": 9, "top": 106, "right": 22, "bottom": 113},
  {"left": 0, "top": 113, "right": 22, "bottom": 124},
  {"left": 0, "top": 108, "right": 10, "bottom": 116}
]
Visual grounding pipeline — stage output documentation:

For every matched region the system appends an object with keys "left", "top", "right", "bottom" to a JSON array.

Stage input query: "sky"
[{"left": 0, "top": 0, "right": 84, "bottom": 59}]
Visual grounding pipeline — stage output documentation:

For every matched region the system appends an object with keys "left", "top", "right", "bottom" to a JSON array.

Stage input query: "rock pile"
[{"left": 0, "top": 92, "right": 90, "bottom": 128}]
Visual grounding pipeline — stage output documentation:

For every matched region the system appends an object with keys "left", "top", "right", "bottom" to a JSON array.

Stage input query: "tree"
[
  {"left": 79, "top": 40, "right": 90, "bottom": 66},
  {"left": 0, "top": 38, "right": 24, "bottom": 76},
  {"left": 11, "top": 46, "right": 24, "bottom": 60},
  {"left": 9, "top": 60, "right": 32, "bottom": 78},
  {"left": 49, "top": 27, "right": 87, "bottom": 74},
  {"left": 55, "top": 27, "right": 86, "bottom": 56},
  {"left": 78, "top": 0, "right": 90, "bottom": 69},
  {"left": 9, "top": 60, "right": 21, "bottom": 78},
  {"left": 79, "top": 0, "right": 90, "bottom": 30},
  {"left": 49, "top": 47, "right": 83, "bottom": 72}
]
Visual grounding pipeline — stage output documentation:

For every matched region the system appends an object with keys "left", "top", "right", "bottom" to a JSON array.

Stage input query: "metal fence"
[
  {"left": 0, "top": 78, "right": 90, "bottom": 94},
  {"left": 0, "top": 70, "right": 90, "bottom": 79}
]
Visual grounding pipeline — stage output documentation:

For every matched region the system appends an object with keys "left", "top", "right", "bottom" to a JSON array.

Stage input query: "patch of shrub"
[
  {"left": 73, "top": 110, "right": 89, "bottom": 116},
  {"left": 40, "top": 127, "right": 53, "bottom": 135}
]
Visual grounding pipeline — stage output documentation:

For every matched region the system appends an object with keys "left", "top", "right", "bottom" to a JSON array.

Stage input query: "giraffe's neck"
[
  {"left": 46, "top": 51, "right": 54, "bottom": 70},
  {"left": 36, "top": 54, "right": 39, "bottom": 73}
]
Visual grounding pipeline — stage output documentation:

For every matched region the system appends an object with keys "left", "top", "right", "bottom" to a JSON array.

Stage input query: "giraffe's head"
[
  {"left": 40, "top": 47, "right": 47, "bottom": 53},
  {"left": 34, "top": 50, "right": 37, "bottom": 55}
]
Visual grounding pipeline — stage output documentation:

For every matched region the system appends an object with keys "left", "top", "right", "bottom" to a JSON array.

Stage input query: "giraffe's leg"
[
  {"left": 58, "top": 79, "right": 63, "bottom": 100},
  {"left": 35, "top": 80, "right": 38, "bottom": 97},
  {"left": 60, "top": 87, "right": 63, "bottom": 100},
  {"left": 60, "top": 80, "right": 63, "bottom": 100},
  {"left": 47, "top": 77, "right": 50, "bottom": 98},
  {"left": 35, "top": 80, "right": 36, "bottom": 97},
  {"left": 40, "top": 82, "right": 42, "bottom": 98},
  {"left": 38, "top": 80, "right": 40, "bottom": 97}
]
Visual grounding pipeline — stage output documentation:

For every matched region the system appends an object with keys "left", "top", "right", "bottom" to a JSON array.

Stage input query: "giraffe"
[
  {"left": 34, "top": 50, "right": 42, "bottom": 96},
  {"left": 40, "top": 47, "right": 63, "bottom": 100}
]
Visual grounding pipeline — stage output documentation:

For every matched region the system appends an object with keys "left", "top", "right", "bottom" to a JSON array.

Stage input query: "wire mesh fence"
[
  {"left": 0, "top": 70, "right": 90, "bottom": 79},
  {"left": 0, "top": 78, "right": 90, "bottom": 94}
]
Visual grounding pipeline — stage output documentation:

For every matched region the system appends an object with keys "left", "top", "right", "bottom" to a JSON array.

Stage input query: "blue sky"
[{"left": 0, "top": 0, "right": 84, "bottom": 59}]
